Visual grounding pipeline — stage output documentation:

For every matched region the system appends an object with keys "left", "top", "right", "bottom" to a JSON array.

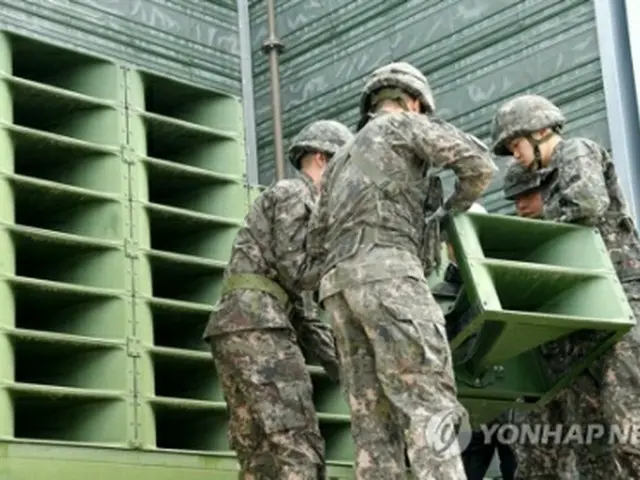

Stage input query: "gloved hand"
[
  {"left": 291, "top": 294, "right": 341, "bottom": 384},
  {"left": 298, "top": 321, "right": 341, "bottom": 384},
  {"left": 425, "top": 206, "right": 448, "bottom": 225}
]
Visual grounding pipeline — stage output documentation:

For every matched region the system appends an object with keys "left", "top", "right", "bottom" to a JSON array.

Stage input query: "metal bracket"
[
  {"left": 461, "top": 364, "right": 505, "bottom": 389},
  {"left": 126, "top": 337, "right": 141, "bottom": 358},
  {"left": 261, "top": 36, "right": 284, "bottom": 53}
]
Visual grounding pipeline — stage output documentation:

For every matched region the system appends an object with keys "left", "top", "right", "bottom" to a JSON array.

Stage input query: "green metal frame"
[{"left": 438, "top": 211, "right": 635, "bottom": 425}]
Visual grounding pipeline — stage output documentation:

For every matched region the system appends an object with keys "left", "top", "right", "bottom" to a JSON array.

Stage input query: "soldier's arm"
[
  {"left": 300, "top": 166, "right": 332, "bottom": 290},
  {"left": 271, "top": 183, "right": 314, "bottom": 291},
  {"left": 291, "top": 292, "right": 340, "bottom": 383},
  {"left": 543, "top": 141, "right": 610, "bottom": 225},
  {"left": 413, "top": 117, "right": 497, "bottom": 213}
]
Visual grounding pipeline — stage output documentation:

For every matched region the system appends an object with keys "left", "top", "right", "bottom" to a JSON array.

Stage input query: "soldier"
[
  {"left": 502, "top": 159, "right": 578, "bottom": 479},
  {"left": 492, "top": 94, "right": 640, "bottom": 479},
  {"left": 304, "top": 62, "right": 497, "bottom": 479},
  {"left": 204, "top": 120, "right": 353, "bottom": 479},
  {"left": 502, "top": 160, "right": 553, "bottom": 218}
]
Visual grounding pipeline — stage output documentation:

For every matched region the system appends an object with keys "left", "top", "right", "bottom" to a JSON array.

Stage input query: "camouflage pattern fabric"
[
  {"left": 358, "top": 61, "right": 436, "bottom": 130},
  {"left": 323, "top": 277, "right": 465, "bottom": 479},
  {"left": 503, "top": 159, "right": 555, "bottom": 202},
  {"left": 305, "top": 98, "right": 496, "bottom": 478},
  {"left": 288, "top": 119, "right": 354, "bottom": 170},
  {"left": 305, "top": 111, "right": 497, "bottom": 291},
  {"left": 204, "top": 116, "right": 350, "bottom": 479},
  {"left": 511, "top": 137, "right": 640, "bottom": 479},
  {"left": 491, "top": 94, "right": 565, "bottom": 157},
  {"left": 293, "top": 292, "right": 340, "bottom": 382},
  {"left": 205, "top": 172, "right": 326, "bottom": 337},
  {"left": 210, "top": 329, "right": 324, "bottom": 479}
]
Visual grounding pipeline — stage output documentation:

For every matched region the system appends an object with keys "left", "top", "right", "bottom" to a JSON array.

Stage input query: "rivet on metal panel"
[
  {"left": 121, "top": 145, "right": 136, "bottom": 164},
  {"left": 126, "top": 337, "right": 141, "bottom": 358},
  {"left": 127, "top": 439, "right": 142, "bottom": 449},
  {"left": 124, "top": 238, "right": 138, "bottom": 259}
]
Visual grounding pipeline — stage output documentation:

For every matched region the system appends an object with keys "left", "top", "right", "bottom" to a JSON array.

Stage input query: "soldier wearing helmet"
[
  {"left": 204, "top": 119, "right": 353, "bottom": 479},
  {"left": 493, "top": 94, "right": 640, "bottom": 479},
  {"left": 304, "top": 62, "right": 497, "bottom": 479},
  {"left": 492, "top": 94, "right": 565, "bottom": 171},
  {"left": 503, "top": 160, "right": 556, "bottom": 218}
]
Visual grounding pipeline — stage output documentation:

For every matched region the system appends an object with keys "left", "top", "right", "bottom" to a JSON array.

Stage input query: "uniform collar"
[{"left": 298, "top": 171, "right": 317, "bottom": 194}]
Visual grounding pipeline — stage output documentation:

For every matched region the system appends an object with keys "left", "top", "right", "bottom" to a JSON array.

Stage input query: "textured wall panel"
[
  {"left": 0, "top": 0, "right": 241, "bottom": 96},
  {"left": 250, "top": 0, "right": 609, "bottom": 214}
]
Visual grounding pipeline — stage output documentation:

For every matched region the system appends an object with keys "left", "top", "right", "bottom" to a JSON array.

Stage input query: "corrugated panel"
[
  {"left": 0, "top": 0, "right": 241, "bottom": 96},
  {"left": 250, "top": 0, "right": 609, "bottom": 213}
]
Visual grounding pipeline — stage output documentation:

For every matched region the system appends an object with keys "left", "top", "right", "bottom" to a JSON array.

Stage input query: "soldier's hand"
[
  {"left": 297, "top": 322, "right": 341, "bottom": 384},
  {"left": 425, "top": 206, "right": 449, "bottom": 225},
  {"left": 321, "top": 357, "right": 341, "bottom": 384}
]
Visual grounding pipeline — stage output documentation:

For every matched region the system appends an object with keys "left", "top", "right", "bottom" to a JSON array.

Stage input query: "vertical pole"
[{"left": 262, "top": 0, "right": 286, "bottom": 181}]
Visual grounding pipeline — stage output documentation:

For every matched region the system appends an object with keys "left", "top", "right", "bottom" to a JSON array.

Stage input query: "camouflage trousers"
[
  {"left": 209, "top": 328, "right": 325, "bottom": 480},
  {"left": 322, "top": 276, "right": 468, "bottom": 480},
  {"left": 514, "top": 281, "right": 640, "bottom": 479}
]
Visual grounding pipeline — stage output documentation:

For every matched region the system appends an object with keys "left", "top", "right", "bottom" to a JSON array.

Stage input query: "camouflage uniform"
[
  {"left": 503, "top": 160, "right": 555, "bottom": 216},
  {"left": 494, "top": 94, "right": 640, "bottom": 479},
  {"left": 305, "top": 62, "right": 497, "bottom": 480},
  {"left": 204, "top": 120, "right": 353, "bottom": 479}
]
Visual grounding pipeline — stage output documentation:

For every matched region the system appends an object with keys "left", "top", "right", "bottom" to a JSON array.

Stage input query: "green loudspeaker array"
[
  {"left": 124, "top": 69, "right": 248, "bottom": 452},
  {"left": 0, "top": 31, "right": 356, "bottom": 478},
  {"left": 444, "top": 212, "right": 635, "bottom": 424},
  {"left": 0, "top": 33, "right": 134, "bottom": 446}
]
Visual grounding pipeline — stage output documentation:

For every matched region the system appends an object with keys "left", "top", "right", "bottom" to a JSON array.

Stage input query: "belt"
[{"left": 220, "top": 273, "right": 289, "bottom": 306}]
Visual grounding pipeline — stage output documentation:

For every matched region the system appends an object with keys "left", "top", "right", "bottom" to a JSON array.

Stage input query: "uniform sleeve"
[
  {"left": 542, "top": 141, "right": 609, "bottom": 225},
  {"left": 412, "top": 118, "right": 497, "bottom": 213},
  {"left": 271, "top": 185, "right": 314, "bottom": 292},
  {"left": 307, "top": 164, "right": 332, "bottom": 258},
  {"left": 290, "top": 292, "right": 340, "bottom": 382},
  {"left": 300, "top": 166, "right": 332, "bottom": 290}
]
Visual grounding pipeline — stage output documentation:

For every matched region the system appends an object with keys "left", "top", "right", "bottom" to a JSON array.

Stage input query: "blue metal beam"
[
  {"left": 236, "top": 0, "right": 260, "bottom": 185},
  {"left": 594, "top": 0, "right": 640, "bottom": 224},
  {"left": 624, "top": 0, "right": 640, "bottom": 129}
]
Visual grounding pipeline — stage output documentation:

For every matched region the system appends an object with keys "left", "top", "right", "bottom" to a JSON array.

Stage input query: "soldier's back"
[{"left": 321, "top": 112, "right": 431, "bottom": 271}]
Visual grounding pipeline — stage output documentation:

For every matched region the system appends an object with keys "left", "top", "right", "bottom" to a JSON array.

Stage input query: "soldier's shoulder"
[
  {"left": 268, "top": 176, "right": 309, "bottom": 199},
  {"left": 560, "top": 137, "right": 604, "bottom": 158}
]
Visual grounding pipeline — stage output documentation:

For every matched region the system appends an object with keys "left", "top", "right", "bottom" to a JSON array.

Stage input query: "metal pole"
[
  {"left": 262, "top": 0, "right": 285, "bottom": 181},
  {"left": 594, "top": 0, "right": 640, "bottom": 225}
]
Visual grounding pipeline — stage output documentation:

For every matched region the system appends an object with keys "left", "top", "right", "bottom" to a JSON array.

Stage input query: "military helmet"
[
  {"left": 287, "top": 120, "right": 353, "bottom": 169},
  {"left": 491, "top": 94, "right": 566, "bottom": 156},
  {"left": 503, "top": 160, "right": 546, "bottom": 201},
  {"left": 359, "top": 62, "right": 436, "bottom": 120}
]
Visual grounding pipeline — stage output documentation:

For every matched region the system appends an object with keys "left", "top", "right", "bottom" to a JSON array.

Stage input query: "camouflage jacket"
[
  {"left": 303, "top": 111, "right": 496, "bottom": 299},
  {"left": 542, "top": 138, "right": 640, "bottom": 281},
  {"left": 205, "top": 173, "right": 319, "bottom": 337}
]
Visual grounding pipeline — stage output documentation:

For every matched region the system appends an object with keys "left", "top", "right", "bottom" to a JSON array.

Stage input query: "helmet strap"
[{"left": 525, "top": 131, "right": 554, "bottom": 171}]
